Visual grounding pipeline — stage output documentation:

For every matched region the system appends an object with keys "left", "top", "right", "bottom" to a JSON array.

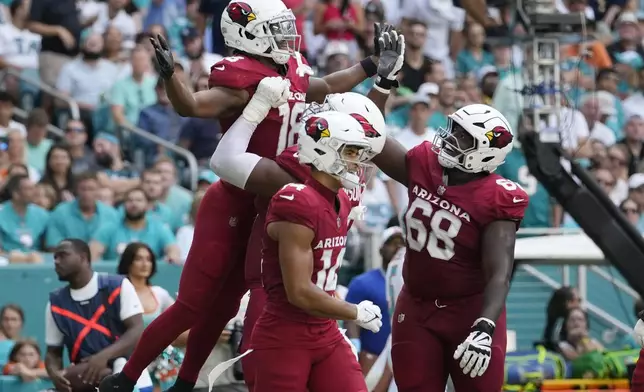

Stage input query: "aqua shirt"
[
  {"left": 25, "top": 139, "right": 53, "bottom": 174},
  {"left": 110, "top": 75, "right": 158, "bottom": 128},
  {"left": 93, "top": 216, "right": 176, "bottom": 260},
  {"left": 163, "top": 186, "right": 192, "bottom": 230},
  {"left": 46, "top": 201, "right": 118, "bottom": 248},
  {"left": 496, "top": 149, "right": 551, "bottom": 228},
  {"left": 117, "top": 203, "right": 176, "bottom": 232},
  {"left": 0, "top": 202, "right": 49, "bottom": 252},
  {"left": 428, "top": 111, "right": 448, "bottom": 130},
  {"left": 455, "top": 49, "right": 494, "bottom": 77}
]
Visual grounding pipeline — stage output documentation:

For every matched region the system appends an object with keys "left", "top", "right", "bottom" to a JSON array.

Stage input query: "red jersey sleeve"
[
  {"left": 208, "top": 55, "right": 267, "bottom": 91},
  {"left": 266, "top": 183, "right": 318, "bottom": 232},
  {"left": 491, "top": 177, "right": 529, "bottom": 225},
  {"left": 276, "top": 147, "right": 311, "bottom": 182}
]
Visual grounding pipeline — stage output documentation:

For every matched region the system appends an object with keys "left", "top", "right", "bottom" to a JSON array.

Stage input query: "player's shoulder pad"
[
  {"left": 489, "top": 175, "right": 529, "bottom": 221},
  {"left": 268, "top": 183, "right": 318, "bottom": 229},
  {"left": 208, "top": 55, "right": 271, "bottom": 90}
]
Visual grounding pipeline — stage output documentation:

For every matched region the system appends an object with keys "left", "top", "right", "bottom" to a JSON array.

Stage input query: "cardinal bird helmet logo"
[
  {"left": 227, "top": 2, "right": 257, "bottom": 27},
  {"left": 350, "top": 113, "right": 380, "bottom": 139},
  {"left": 305, "top": 117, "right": 330, "bottom": 141},
  {"left": 485, "top": 126, "right": 513, "bottom": 149}
]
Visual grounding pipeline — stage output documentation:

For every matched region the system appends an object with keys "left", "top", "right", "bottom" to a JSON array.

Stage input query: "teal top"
[
  {"left": 46, "top": 201, "right": 119, "bottom": 247},
  {"left": 0, "top": 202, "right": 49, "bottom": 252},
  {"left": 92, "top": 216, "right": 176, "bottom": 260}
]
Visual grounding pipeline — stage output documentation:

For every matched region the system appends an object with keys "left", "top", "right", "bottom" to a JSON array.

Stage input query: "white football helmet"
[
  {"left": 432, "top": 104, "right": 513, "bottom": 173},
  {"left": 302, "top": 92, "right": 386, "bottom": 159},
  {"left": 220, "top": 0, "right": 300, "bottom": 65},
  {"left": 298, "top": 111, "right": 371, "bottom": 190}
]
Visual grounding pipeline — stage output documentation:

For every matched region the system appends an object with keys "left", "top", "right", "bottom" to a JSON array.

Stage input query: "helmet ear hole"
[{"left": 245, "top": 31, "right": 255, "bottom": 39}]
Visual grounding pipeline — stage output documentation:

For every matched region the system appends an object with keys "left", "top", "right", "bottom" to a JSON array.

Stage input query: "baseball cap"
[
  {"left": 181, "top": 27, "right": 200, "bottom": 42},
  {"left": 409, "top": 93, "right": 430, "bottom": 107},
  {"left": 618, "top": 11, "right": 638, "bottom": 26},
  {"left": 417, "top": 82, "right": 439, "bottom": 97},
  {"left": 595, "top": 91, "right": 617, "bottom": 116},
  {"left": 380, "top": 226, "right": 403, "bottom": 247},
  {"left": 629, "top": 173, "right": 644, "bottom": 190},
  {"left": 476, "top": 65, "right": 498, "bottom": 84},
  {"left": 95, "top": 132, "right": 120, "bottom": 146}
]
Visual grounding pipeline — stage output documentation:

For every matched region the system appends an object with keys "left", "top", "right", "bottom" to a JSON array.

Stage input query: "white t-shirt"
[
  {"left": 44, "top": 273, "right": 143, "bottom": 346},
  {"left": 176, "top": 224, "right": 194, "bottom": 264},
  {"left": 150, "top": 285, "right": 174, "bottom": 312},
  {"left": 399, "top": 0, "right": 465, "bottom": 65},
  {"left": 0, "top": 23, "right": 41, "bottom": 69},
  {"left": 0, "top": 121, "right": 27, "bottom": 137},
  {"left": 82, "top": 2, "right": 137, "bottom": 49}
]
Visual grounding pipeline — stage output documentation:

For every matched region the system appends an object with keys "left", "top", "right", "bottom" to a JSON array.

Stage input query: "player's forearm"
[
  {"left": 288, "top": 284, "right": 358, "bottom": 321},
  {"left": 307, "top": 57, "right": 377, "bottom": 103},
  {"left": 45, "top": 349, "right": 64, "bottom": 374},
  {"left": 209, "top": 116, "right": 262, "bottom": 189},
  {"left": 479, "top": 275, "right": 511, "bottom": 323},
  {"left": 165, "top": 75, "right": 200, "bottom": 117}
]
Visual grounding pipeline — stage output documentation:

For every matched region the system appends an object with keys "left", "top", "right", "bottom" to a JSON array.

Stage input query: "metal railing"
[
  {"left": 520, "top": 264, "right": 633, "bottom": 334},
  {"left": 118, "top": 124, "right": 199, "bottom": 191},
  {"left": 0, "top": 68, "right": 80, "bottom": 120},
  {"left": 12, "top": 106, "right": 64, "bottom": 138}
]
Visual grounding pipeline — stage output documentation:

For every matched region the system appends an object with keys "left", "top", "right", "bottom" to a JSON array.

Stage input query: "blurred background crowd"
[{"left": 2, "top": 0, "right": 644, "bottom": 390}]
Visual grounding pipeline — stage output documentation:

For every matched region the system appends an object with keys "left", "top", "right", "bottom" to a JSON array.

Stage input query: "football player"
[
  {"left": 371, "top": 104, "right": 529, "bottom": 391},
  {"left": 208, "top": 28, "right": 403, "bottom": 391},
  {"left": 99, "top": 1, "right": 399, "bottom": 391},
  {"left": 631, "top": 315, "right": 644, "bottom": 391},
  {"left": 251, "top": 111, "right": 382, "bottom": 391}
]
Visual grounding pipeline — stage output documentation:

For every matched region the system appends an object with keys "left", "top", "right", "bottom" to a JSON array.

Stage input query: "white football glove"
[
  {"left": 355, "top": 300, "right": 383, "bottom": 333},
  {"left": 453, "top": 318, "right": 495, "bottom": 378},
  {"left": 634, "top": 318, "right": 644, "bottom": 347},
  {"left": 242, "top": 76, "right": 290, "bottom": 124}
]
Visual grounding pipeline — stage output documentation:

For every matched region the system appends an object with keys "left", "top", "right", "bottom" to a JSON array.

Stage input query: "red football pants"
[
  {"left": 123, "top": 182, "right": 254, "bottom": 383},
  {"left": 631, "top": 349, "right": 644, "bottom": 391},
  {"left": 391, "top": 288, "right": 507, "bottom": 392},
  {"left": 252, "top": 338, "right": 367, "bottom": 392},
  {"left": 241, "top": 288, "right": 266, "bottom": 392}
]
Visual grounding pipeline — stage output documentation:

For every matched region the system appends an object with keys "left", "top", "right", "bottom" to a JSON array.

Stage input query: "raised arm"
[
  {"left": 209, "top": 77, "right": 297, "bottom": 197},
  {"left": 150, "top": 35, "right": 248, "bottom": 117}
]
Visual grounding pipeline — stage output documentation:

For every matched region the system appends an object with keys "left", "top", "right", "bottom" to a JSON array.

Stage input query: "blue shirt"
[
  {"left": 110, "top": 74, "right": 158, "bottom": 129},
  {"left": 178, "top": 118, "right": 221, "bottom": 162},
  {"left": 0, "top": 202, "right": 49, "bottom": 251},
  {"left": 136, "top": 103, "right": 188, "bottom": 165},
  {"left": 46, "top": 201, "right": 119, "bottom": 247},
  {"left": 345, "top": 269, "right": 391, "bottom": 355},
  {"left": 92, "top": 216, "right": 176, "bottom": 260}
]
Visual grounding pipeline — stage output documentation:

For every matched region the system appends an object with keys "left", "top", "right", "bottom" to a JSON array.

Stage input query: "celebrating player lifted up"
[
  {"left": 371, "top": 105, "right": 529, "bottom": 392},
  {"left": 99, "top": 1, "right": 403, "bottom": 391}
]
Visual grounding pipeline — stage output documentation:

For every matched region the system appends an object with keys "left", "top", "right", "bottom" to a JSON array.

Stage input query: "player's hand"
[
  {"left": 453, "top": 318, "right": 495, "bottom": 378},
  {"left": 150, "top": 34, "right": 175, "bottom": 80},
  {"left": 80, "top": 353, "right": 109, "bottom": 385},
  {"left": 375, "top": 29, "right": 404, "bottom": 92},
  {"left": 355, "top": 300, "right": 383, "bottom": 333},
  {"left": 372, "top": 23, "right": 393, "bottom": 57},
  {"left": 634, "top": 318, "right": 644, "bottom": 347},
  {"left": 242, "top": 77, "right": 291, "bottom": 124},
  {"left": 51, "top": 369, "right": 72, "bottom": 392}
]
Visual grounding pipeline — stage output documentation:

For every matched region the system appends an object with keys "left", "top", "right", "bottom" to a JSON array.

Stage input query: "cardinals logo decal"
[
  {"left": 227, "top": 2, "right": 256, "bottom": 27},
  {"left": 305, "top": 117, "right": 331, "bottom": 141},
  {"left": 485, "top": 126, "right": 512, "bottom": 149},
  {"left": 350, "top": 113, "right": 380, "bottom": 138}
]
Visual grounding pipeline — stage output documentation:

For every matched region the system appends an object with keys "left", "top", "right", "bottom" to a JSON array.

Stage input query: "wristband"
[
  {"left": 375, "top": 76, "right": 399, "bottom": 90},
  {"left": 372, "top": 84, "right": 390, "bottom": 95},
  {"left": 360, "top": 57, "right": 378, "bottom": 78},
  {"left": 350, "top": 338, "right": 362, "bottom": 353},
  {"left": 472, "top": 317, "right": 496, "bottom": 335}
]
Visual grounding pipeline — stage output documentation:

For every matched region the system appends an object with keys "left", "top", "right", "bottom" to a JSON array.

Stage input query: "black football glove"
[
  {"left": 375, "top": 29, "right": 404, "bottom": 91},
  {"left": 150, "top": 34, "right": 175, "bottom": 80},
  {"left": 372, "top": 23, "right": 394, "bottom": 57}
]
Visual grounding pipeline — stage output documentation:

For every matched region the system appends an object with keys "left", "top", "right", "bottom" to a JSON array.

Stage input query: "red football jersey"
[
  {"left": 209, "top": 55, "right": 310, "bottom": 159},
  {"left": 244, "top": 146, "right": 365, "bottom": 288},
  {"left": 402, "top": 142, "right": 529, "bottom": 300},
  {"left": 251, "top": 179, "right": 351, "bottom": 349}
]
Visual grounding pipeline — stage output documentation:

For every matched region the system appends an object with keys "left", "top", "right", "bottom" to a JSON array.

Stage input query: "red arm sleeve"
[{"left": 266, "top": 184, "right": 318, "bottom": 231}]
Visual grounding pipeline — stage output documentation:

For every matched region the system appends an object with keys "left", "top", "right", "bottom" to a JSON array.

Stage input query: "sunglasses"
[
  {"left": 66, "top": 127, "right": 85, "bottom": 133},
  {"left": 623, "top": 208, "right": 639, "bottom": 214}
]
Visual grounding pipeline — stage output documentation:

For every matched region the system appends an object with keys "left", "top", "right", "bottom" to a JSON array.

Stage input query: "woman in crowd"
[
  {"left": 0, "top": 304, "right": 25, "bottom": 365},
  {"left": 542, "top": 286, "right": 581, "bottom": 351},
  {"left": 39, "top": 144, "right": 75, "bottom": 205}
]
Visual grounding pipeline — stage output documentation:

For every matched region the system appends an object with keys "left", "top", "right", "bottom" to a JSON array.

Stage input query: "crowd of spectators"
[{"left": 2, "top": 0, "right": 644, "bottom": 389}]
